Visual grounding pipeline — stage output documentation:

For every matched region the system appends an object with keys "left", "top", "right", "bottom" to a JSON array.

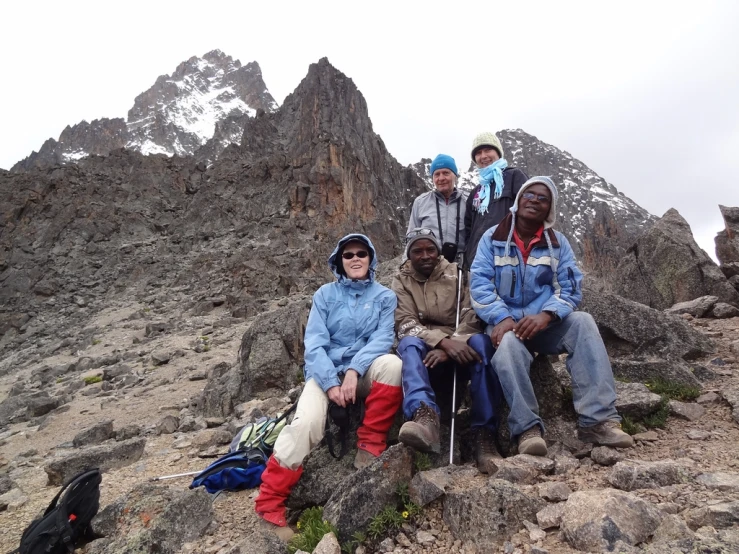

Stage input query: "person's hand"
[
  {"left": 341, "top": 369, "right": 359, "bottom": 405},
  {"left": 423, "top": 348, "right": 450, "bottom": 368},
  {"left": 490, "top": 317, "right": 516, "bottom": 347},
  {"left": 439, "top": 338, "right": 481, "bottom": 365},
  {"left": 327, "top": 386, "right": 345, "bottom": 408},
  {"left": 514, "top": 313, "right": 553, "bottom": 341}
]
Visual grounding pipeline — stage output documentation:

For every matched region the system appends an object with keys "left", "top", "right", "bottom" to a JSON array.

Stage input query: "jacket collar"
[{"left": 491, "top": 213, "right": 560, "bottom": 247}]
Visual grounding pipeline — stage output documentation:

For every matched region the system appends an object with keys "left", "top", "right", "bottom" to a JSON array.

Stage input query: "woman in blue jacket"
[{"left": 255, "top": 233, "right": 403, "bottom": 531}]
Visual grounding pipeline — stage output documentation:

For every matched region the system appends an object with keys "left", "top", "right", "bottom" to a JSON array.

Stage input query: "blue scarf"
[{"left": 473, "top": 158, "right": 508, "bottom": 215}]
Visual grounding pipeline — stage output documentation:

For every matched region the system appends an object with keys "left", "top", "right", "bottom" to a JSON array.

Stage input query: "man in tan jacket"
[{"left": 392, "top": 228, "right": 504, "bottom": 473}]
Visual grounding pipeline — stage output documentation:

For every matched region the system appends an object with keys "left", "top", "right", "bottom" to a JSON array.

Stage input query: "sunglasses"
[
  {"left": 342, "top": 250, "right": 369, "bottom": 260},
  {"left": 521, "top": 192, "right": 551, "bottom": 203},
  {"left": 405, "top": 228, "right": 437, "bottom": 240}
]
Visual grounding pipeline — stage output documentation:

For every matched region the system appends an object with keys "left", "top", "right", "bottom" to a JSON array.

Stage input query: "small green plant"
[
  {"left": 56, "top": 377, "right": 64, "bottom": 384},
  {"left": 92, "top": 339, "right": 102, "bottom": 345},
  {"left": 414, "top": 452, "right": 432, "bottom": 472},
  {"left": 397, "top": 483, "right": 422, "bottom": 519},
  {"left": 367, "top": 506, "right": 405, "bottom": 539},
  {"left": 341, "top": 531, "right": 367, "bottom": 554},
  {"left": 620, "top": 416, "right": 644, "bottom": 436},
  {"left": 562, "top": 385, "right": 574, "bottom": 403},
  {"left": 83, "top": 375, "right": 102, "bottom": 385},
  {"left": 288, "top": 507, "right": 338, "bottom": 554},
  {"left": 645, "top": 378, "right": 700, "bottom": 401},
  {"left": 643, "top": 396, "right": 670, "bottom": 429}
]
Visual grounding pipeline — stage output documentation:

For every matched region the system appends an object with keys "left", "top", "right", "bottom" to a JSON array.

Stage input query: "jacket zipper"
[
  {"left": 510, "top": 271, "right": 517, "bottom": 297},
  {"left": 568, "top": 267, "right": 576, "bottom": 292}
]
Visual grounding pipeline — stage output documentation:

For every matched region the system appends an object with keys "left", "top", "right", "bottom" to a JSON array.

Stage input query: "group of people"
[{"left": 254, "top": 132, "right": 633, "bottom": 534}]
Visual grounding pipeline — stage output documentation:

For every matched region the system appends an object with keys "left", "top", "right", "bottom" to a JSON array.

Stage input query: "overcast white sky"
[{"left": 2, "top": 0, "right": 737, "bottom": 259}]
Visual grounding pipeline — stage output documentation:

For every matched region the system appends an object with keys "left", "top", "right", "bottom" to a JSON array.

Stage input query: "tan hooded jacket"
[{"left": 391, "top": 257, "right": 484, "bottom": 348}]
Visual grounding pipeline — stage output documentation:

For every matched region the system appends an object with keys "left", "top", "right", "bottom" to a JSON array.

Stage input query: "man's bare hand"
[
  {"left": 341, "top": 369, "right": 359, "bottom": 405},
  {"left": 490, "top": 317, "right": 516, "bottom": 347},
  {"left": 514, "top": 312, "right": 553, "bottom": 341},
  {"left": 439, "top": 338, "right": 481, "bottom": 365},
  {"left": 423, "top": 348, "right": 450, "bottom": 368},
  {"left": 327, "top": 386, "right": 345, "bottom": 407}
]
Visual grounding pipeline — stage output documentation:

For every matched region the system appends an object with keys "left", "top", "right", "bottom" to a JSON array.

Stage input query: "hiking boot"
[
  {"left": 398, "top": 404, "right": 441, "bottom": 454},
  {"left": 259, "top": 519, "right": 295, "bottom": 542},
  {"left": 474, "top": 428, "right": 501, "bottom": 474},
  {"left": 578, "top": 420, "right": 634, "bottom": 448},
  {"left": 354, "top": 448, "right": 378, "bottom": 470},
  {"left": 518, "top": 426, "right": 547, "bottom": 456}
]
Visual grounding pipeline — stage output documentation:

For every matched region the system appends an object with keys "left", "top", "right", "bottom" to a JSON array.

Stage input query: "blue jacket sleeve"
[
  {"left": 303, "top": 288, "right": 341, "bottom": 392},
  {"left": 541, "top": 233, "right": 582, "bottom": 318},
  {"left": 348, "top": 290, "right": 397, "bottom": 376},
  {"left": 469, "top": 232, "right": 513, "bottom": 325}
]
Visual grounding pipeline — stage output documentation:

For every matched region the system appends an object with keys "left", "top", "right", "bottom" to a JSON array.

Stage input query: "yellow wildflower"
[
  {"left": 297, "top": 522, "right": 302, "bottom": 529},
  {"left": 402, "top": 511, "right": 409, "bottom": 519}
]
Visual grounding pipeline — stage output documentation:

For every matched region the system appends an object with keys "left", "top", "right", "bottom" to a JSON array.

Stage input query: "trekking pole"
[
  {"left": 149, "top": 470, "right": 202, "bottom": 482},
  {"left": 449, "top": 266, "right": 464, "bottom": 465}
]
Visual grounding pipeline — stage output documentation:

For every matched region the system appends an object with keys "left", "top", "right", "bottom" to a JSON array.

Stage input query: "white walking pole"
[{"left": 449, "top": 267, "right": 463, "bottom": 465}]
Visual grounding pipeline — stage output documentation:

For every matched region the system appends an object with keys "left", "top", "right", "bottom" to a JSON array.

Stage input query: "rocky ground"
[{"left": 1, "top": 297, "right": 738, "bottom": 553}]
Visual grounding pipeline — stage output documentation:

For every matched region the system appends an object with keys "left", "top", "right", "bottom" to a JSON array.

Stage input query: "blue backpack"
[{"left": 189, "top": 404, "right": 296, "bottom": 494}]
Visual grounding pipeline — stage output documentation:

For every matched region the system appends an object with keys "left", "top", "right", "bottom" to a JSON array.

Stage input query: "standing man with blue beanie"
[
  {"left": 463, "top": 132, "right": 529, "bottom": 270},
  {"left": 470, "top": 176, "right": 633, "bottom": 457},
  {"left": 407, "top": 154, "right": 467, "bottom": 263}
]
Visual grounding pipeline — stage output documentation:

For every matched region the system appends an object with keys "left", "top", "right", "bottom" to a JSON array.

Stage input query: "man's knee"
[
  {"left": 397, "top": 336, "right": 427, "bottom": 357},
  {"left": 468, "top": 333, "right": 493, "bottom": 359},
  {"left": 565, "top": 311, "right": 598, "bottom": 332},
  {"left": 369, "top": 354, "right": 402, "bottom": 386}
]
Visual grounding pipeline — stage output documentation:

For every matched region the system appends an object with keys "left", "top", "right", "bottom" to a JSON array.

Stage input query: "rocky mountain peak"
[{"left": 11, "top": 51, "right": 278, "bottom": 171}]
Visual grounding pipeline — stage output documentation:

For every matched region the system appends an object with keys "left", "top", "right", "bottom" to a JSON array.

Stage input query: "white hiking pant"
[{"left": 273, "top": 354, "right": 401, "bottom": 470}]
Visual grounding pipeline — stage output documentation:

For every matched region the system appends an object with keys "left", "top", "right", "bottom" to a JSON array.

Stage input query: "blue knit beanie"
[{"left": 430, "top": 154, "right": 458, "bottom": 177}]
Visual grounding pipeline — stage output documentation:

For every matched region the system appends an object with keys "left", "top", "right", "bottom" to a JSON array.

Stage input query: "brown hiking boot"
[
  {"left": 474, "top": 428, "right": 501, "bottom": 474},
  {"left": 578, "top": 420, "right": 634, "bottom": 448},
  {"left": 518, "top": 426, "right": 547, "bottom": 456},
  {"left": 353, "top": 448, "right": 378, "bottom": 470},
  {"left": 398, "top": 404, "right": 441, "bottom": 453}
]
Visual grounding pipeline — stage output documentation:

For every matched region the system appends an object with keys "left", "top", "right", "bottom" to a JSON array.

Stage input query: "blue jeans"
[
  {"left": 489, "top": 311, "right": 619, "bottom": 438},
  {"left": 397, "top": 335, "right": 504, "bottom": 432}
]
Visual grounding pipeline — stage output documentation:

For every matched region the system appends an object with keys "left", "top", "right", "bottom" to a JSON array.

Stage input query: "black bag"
[
  {"left": 16, "top": 468, "right": 102, "bottom": 554},
  {"left": 324, "top": 402, "right": 351, "bottom": 460}
]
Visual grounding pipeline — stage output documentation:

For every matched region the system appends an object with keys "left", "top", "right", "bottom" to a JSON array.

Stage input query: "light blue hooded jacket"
[
  {"left": 303, "top": 234, "right": 397, "bottom": 392},
  {"left": 470, "top": 177, "right": 583, "bottom": 326}
]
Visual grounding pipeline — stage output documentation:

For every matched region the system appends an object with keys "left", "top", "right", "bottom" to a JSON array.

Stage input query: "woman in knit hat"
[
  {"left": 463, "top": 132, "right": 528, "bottom": 269},
  {"left": 407, "top": 154, "right": 467, "bottom": 263}
]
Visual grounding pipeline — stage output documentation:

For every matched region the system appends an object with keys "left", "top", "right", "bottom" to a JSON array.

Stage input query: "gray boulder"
[
  {"left": 664, "top": 295, "right": 718, "bottom": 318},
  {"left": 323, "top": 444, "right": 412, "bottom": 541},
  {"left": 89, "top": 483, "right": 213, "bottom": 553},
  {"left": 607, "top": 460, "right": 692, "bottom": 491},
  {"left": 0, "top": 391, "right": 61, "bottom": 426},
  {"left": 156, "top": 415, "right": 179, "bottom": 435},
  {"left": 443, "top": 478, "right": 545, "bottom": 549},
  {"left": 591, "top": 446, "right": 624, "bottom": 466},
  {"left": 721, "top": 387, "right": 739, "bottom": 424},
  {"left": 561, "top": 488, "right": 662, "bottom": 552},
  {"left": 685, "top": 501, "right": 739, "bottom": 530},
  {"left": 696, "top": 472, "right": 739, "bottom": 492},
  {"left": 710, "top": 302, "right": 739, "bottom": 318},
  {"left": 611, "top": 358, "right": 701, "bottom": 388},
  {"left": 537, "top": 502, "right": 566, "bottom": 530},
  {"left": 614, "top": 382, "right": 663, "bottom": 419},
  {"left": 199, "top": 298, "right": 309, "bottom": 417},
  {"left": 668, "top": 400, "right": 705, "bottom": 421},
  {"left": 288, "top": 445, "right": 357, "bottom": 510},
  {"left": 409, "top": 465, "right": 478, "bottom": 507},
  {"left": 612, "top": 208, "right": 739, "bottom": 309},
  {"left": 72, "top": 419, "right": 114, "bottom": 447},
  {"left": 45, "top": 437, "right": 146, "bottom": 485},
  {"left": 580, "top": 286, "right": 714, "bottom": 361},
  {"left": 715, "top": 205, "right": 739, "bottom": 269}
]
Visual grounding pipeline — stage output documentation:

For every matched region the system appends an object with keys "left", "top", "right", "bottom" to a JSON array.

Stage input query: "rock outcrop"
[{"left": 612, "top": 208, "right": 739, "bottom": 309}]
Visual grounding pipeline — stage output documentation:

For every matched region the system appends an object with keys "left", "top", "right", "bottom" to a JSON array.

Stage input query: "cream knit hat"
[{"left": 470, "top": 132, "right": 504, "bottom": 162}]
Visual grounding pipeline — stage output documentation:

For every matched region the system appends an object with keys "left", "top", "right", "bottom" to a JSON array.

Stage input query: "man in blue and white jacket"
[{"left": 470, "top": 176, "right": 633, "bottom": 456}]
